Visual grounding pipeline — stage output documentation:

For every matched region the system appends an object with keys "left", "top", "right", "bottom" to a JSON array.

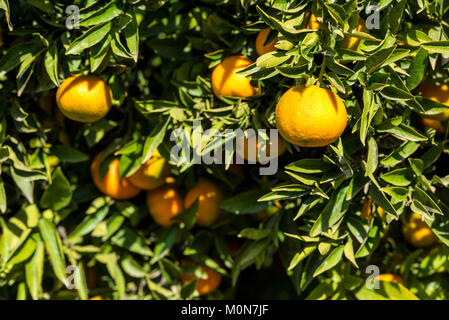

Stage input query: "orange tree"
[{"left": 1, "top": 0, "right": 449, "bottom": 300}]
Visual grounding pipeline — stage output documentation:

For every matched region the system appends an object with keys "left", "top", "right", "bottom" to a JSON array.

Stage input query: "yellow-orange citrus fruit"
[
  {"left": 306, "top": 13, "right": 321, "bottom": 30},
  {"left": 418, "top": 84, "right": 449, "bottom": 121},
  {"left": 402, "top": 212, "right": 438, "bottom": 247},
  {"left": 89, "top": 296, "right": 103, "bottom": 300},
  {"left": 275, "top": 85, "right": 347, "bottom": 147},
  {"left": 421, "top": 117, "right": 446, "bottom": 135},
  {"left": 376, "top": 274, "right": 405, "bottom": 286},
  {"left": 56, "top": 75, "right": 112, "bottom": 122},
  {"left": 184, "top": 178, "right": 225, "bottom": 227},
  {"left": 255, "top": 28, "right": 278, "bottom": 56},
  {"left": 146, "top": 184, "right": 184, "bottom": 227},
  {"left": 344, "top": 18, "right": 367, "bottom": 50},
  {"left": 360, "top": 199, "right": 372, "bottom": 220},
  {"left": 211, "top": 56, "right": 258, "bottom": 98},
  {"left": 180, "top": 260, "right": 222, "bottom": 296},
  {"left": 129, "top": 150, "right": 170, "bottom": 190},
  {"left": 377, "top": 206, "right": 386, "bottom": 219},
  {"left": 236, "top": 131, "right": 286, "bottom": 162},
  {"left": 91, "top": 152, "right": 141, "bottom": 200}
]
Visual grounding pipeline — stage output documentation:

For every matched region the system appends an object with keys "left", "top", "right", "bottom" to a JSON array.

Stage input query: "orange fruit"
[
  {"left": 90, "top": 151, "right": 141, "bottom": 200},
  {"left": 421, "top": 117, "right": 446, "bottom": 135},
  {"left": 180, "top": 260, "right": 222, "bottom": 296},
  {"left": 129, "top": 149, "right": 170, "bottom": 190},
  {"left": 418, "top": 84, "right": 449, "bottom": 121},
  {"left": 344, "top": 18, "right": 367, "bottom": 50},
  {"left": 360, "top": 199, "right": 372, "bottom": 220},
  {"left": 56, "top": 74, "right": 112, "bottom": 122},
  {"left": 376, "top": 274, "right": 405, "bottom": 286},
  {"left": 211, "top": 56, "right": 258, "bottom": 98},
  {"left": 402, "top": 212, "right": 439, "bottom": 247},
  {"left": 89, "top": 296, "right": 103, "bottom": 300},
  {"left": 255, "top": 28, "right": 278, "bottom": 56},
  {"left": 275, "top": 85, "right": 347, "bottom": 147},
  {"left": 306, "top": 13, "right": 321, "bottom": 30},
  {"left": 235, "top": 131, "right": 286, "bottom": 162},
  {"left": 184, "top": 178, "right": 225, "bottom": 227},
  {"left": 146, "top": 184, "right": 184, "bottom": 227}
]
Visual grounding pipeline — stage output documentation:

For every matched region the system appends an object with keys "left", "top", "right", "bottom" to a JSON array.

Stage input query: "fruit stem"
[{"left": 317, "top": 58, "right": 326, "bottom": 84}]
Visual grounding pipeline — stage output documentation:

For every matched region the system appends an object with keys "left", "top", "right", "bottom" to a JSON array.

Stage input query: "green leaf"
[
  {"left": 151, "top": 226, "right": 178, "bottom": 264},
  {"left": 355, "top": 281, "right": 419, "bottom": 300},
  {"left": 110, "top": 227, "right": 152, "bottom": 256},
  {"left": 238, "top": 228, "right": 271, "bottom": 240},
  {"left": 313, "top": 245, "right": 345, "bottom": 277},
  {"left": 124, "top": 10, "right": 139, "bottom": 63},
  {"left": 25, "top": 234, "right": 44, "bottom": 300},
  {"left": 39, "top": 167, "right": 72, "bottom": 211},
  {"left": 221, "top": 189, "right": 269, "bottom": 214},
  {"left": 50, "top": 145, "right": 89, "bottom": 163},
  {"left": 406, "top": 48, "right": 428, "bottom": 90},
  {"left": 365, "top": 137, "right": 378, "bottom": 176},
  {"left": 310, "top": 184, "right": 350, "bottom": 237},
  {"left": 66, "top": 22, "right": 113, "bottom": 55},
  {"left": 44, "top": 43, "right": 59, "bottom": 87},
  {"left": 366, "top": 46, "right": 396, "bottom": 74},
  {"left": 381, "top": 168, "right": 415, "bottom": 187},
  {"left": 142, "top": 118, "right": 170, "bottom": 163},
  {"left": 38, "top": 217, "right": 67, "bottom": 286},
  {"left": 79, "top": 1, "right": 123, "bottom": 27}
]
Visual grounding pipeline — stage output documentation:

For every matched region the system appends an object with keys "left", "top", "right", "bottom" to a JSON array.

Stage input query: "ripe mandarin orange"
[
  {"left": 402, "top": 212, "right": 438, "bottom": 247},
  {"left": 306, "top": 13, "right": 321, "bottom": 29},
  {"left": 344, "top": 18, "right": 367, "bottom": 50},
  {"left": 146, "top": 184, "right": 184, "bottom": 227},
  {"left": 421, "top": 117, "right": 446, "bottom": 135},
  {"left": 275, "top": 85, "right": 347, "bottom": 147},
  {"left": 255, "top": 28, "right": 278, "bottom": 56},
  {"left": 56, "top": 75, "right": 112, "bottom": 122},
  {"left": 180, "top": 260, "right": 222, "bottom": 296},
  {"left": 129, "top": 149, "right": 170, "bottom": 190},
  {"left": 184, "top": 178, "right": 225, "bottom": 227},
  {"left": 211, "top": 56, "right": 258, "bottom": 98},
  {"left": 90, "top": 151, "right": 141, "bottom": 200},
  {"left": 419, "top": 84, "right": 449, "bottom": 121},
  {"left": 376, "top": 274, "right": 405, "bottom": 286}
]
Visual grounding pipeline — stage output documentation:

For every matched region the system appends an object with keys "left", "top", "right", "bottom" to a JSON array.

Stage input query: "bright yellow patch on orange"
[
  {"left": 421, "top": 117, "right": 446, "bottom": 135},
  {"left": 255, "top": 28, "right": 278, "bottom": 56},
  {"left": 56, "top": 75, "right": 112, "bottom": 122},
  {"left": 344, "top": 18, "right": 367, "bottom": 50},
  {"left": 419, "top": 84, "right": 449, "bottom": 121},
  {"left": 402, "top": 212, "right": 439, "bottom": 247},
  {"left": 376, "top": 274, "right": 405, "bottom": 286},
  {"left": 275, "top": 85, "right": 347, "bottom": 147},
  {"left": 129, "top": 150, "right": 170, "bottom": 190},
  {"left": 184, "top": 178, "right": 225, "bottom": 227},
  {"left": 180, "top": 260, "right": 222, "bottom": 296},
  {"left": 91, "top": 151, "right": 141, "bottom": 200},
  {"left": 211, "top": 56, "right": 258, "bottom": 98},
  {"left": 306, "top": 13, "right": 321, "bottom": 30},
  {"left": 360, "top": 199, "right": 372, "bottom": 220},
  {"left": 146, "top": 184, "right": 184, "bottom": 227}
]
